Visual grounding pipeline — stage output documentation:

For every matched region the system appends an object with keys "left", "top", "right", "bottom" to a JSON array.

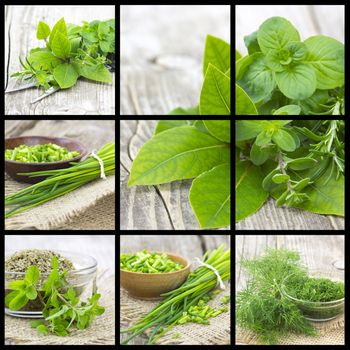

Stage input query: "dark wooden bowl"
[{"left": 5, "top": 136, "right": 87, "bottom": 183}]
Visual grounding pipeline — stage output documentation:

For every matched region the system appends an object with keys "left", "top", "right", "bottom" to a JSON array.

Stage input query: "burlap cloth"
[
  {"left": 236, "top": 313, "right": 344, "bottom": 345},
  {"left": 5, "top": 173, "right": 115, "bottom": 230},
  {"left": 5, "top": 273, "right": 115, "bottom": 345},
  {"left": 120, "top": 286, "right": 231, "bottom": 345}
]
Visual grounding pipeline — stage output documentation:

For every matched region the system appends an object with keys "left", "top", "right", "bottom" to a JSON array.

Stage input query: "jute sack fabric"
[
  {"left": 57, "top": 193, "right": 115, "bottom": 230},
  {"left": 5, "top": 174, "right": 115, "bottom": 230},
  {"left": 5, "top": 273, "right": 115, "bottom": 345},
  {"left": 120, "top": 286, "right": 230, "bottom": 345}
]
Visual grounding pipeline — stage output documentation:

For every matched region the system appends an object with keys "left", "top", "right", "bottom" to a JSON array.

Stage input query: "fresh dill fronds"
[{"left": 236, "top": 249, "right": 317, "bottom": 344}]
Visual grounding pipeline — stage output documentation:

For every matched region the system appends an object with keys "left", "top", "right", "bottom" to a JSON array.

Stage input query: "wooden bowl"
[
  {"left": 5, "top": 136, "right": 87, "bottom": 183},
  {"left": 120, "top": 252, "right": 191, "bottom": 300}
]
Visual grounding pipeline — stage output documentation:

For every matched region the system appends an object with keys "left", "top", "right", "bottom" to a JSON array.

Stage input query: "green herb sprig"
[
  {"left": 120, "top": 250, "right": 184, "bottom": 273},
  {"left": 11, "top": 17, "right": 114, "bottom": 91},
  {"left": 121, "top": 244, "right": 230, "bottom": 344},
  {"left": 236, "top": 120, "right": 344, "bottom": 222},
  {"left": 236, "top": 249, "right": 317, "bottom": 344},
  {"left": 5, "top": 256, "right": 105, "bottom": 336},
  {"left": 5, "top": 143, "right": 79, "bottom": 163},
  {"left": 5, "top": 142, "right": 115, "bottom": 218},
  {"left": 236, "top": 16, "right": 344, "bottom": 115}
]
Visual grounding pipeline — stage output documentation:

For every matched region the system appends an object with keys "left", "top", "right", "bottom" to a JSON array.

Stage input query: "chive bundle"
[
  {"left": 120, "top": 250, "right": 184, "bottom": 273},
  {"left": 5, "top": 142, "right": 115, "bottom": 218},
  {"left": 121, "top": 244, "right": 230, "bottom": 344},
  {"left": 5, "top": 143, "right": 80, "bottom": 163}
]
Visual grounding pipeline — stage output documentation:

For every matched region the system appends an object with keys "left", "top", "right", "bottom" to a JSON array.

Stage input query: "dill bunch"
[{"left": 236, "top": 248, "right": 317, "bottom": 344}]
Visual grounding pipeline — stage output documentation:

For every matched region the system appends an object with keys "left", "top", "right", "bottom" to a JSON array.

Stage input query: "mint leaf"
[
  {"left": 28, "top": 50, "right": 62, "bottom": 70},
  {"left": 49, "top": 18, "right": 68, "bottom": 47},
  {"left": 189, "top": 163, "right": 230, "bottom": 229},
  {"left": 37, "top": 21, "right": 50, "bottom": 40},
  {"left": 79, "top": 63, "right": 112, "bottom": 83},
  {"left": 51, "top": 32, "right": 71, "bottom": 59},
  {"left": 128, "top": 125, "right": 230, "bottom": 186},
  {"left": 9, "top": 291, "right": 29, "bottom": 311},
  {"left": 53, "top": 63, "right": 79, "bottom": 89},
  {"left": 25, "top": 266, "right": 40, "bottom": 284}
]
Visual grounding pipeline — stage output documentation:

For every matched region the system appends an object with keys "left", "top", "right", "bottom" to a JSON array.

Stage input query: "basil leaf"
[
  {"left": 51, "top": 32, "right": 71, "bottom": 59},
  {"left": 53, "top": 63, "right": 79, "bottom": 89},
  {"left": 36, "top": 21, "right": 50, "bottom": 40}
]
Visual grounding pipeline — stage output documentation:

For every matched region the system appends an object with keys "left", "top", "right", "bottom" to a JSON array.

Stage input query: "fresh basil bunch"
[
  {"left": 11, "top": 17, "right": 115, "bottom": 91},
  {"left": 236, "top": 120, "right": 344, "bottom": 222},
  {"left": 236, "top": 17, "right": 344, "bottom": 115}
]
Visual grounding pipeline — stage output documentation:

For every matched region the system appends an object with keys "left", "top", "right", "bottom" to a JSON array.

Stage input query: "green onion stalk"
[
  {"left": 5, "top": 142, "right": 115, "bottom": 219},
  {"left": 121, "top": 244, "right": 230, "bottom": 344}
]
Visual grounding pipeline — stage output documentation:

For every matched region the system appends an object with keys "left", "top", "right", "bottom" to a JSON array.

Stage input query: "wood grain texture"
[{"left": 120, "top": 5, "right": 230, "bottom": 115}]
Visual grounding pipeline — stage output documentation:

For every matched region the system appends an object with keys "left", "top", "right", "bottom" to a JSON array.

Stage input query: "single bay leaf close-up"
[
  {"left": 189, "top": 163, "right": 230, "bottom": 229},
  {"left": 200, "top": 64, "right": 231, "bottom": 115},
  {"left": 235, "top": 148, "right": 268, "bottom": 222},
  {"left": 128, "top": 126, "right": 230, "bottom": 186}
]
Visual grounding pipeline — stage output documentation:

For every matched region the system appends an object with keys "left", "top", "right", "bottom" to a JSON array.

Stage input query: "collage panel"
[{"left": 120, "top": 234, "right": 231, "bottom": 345}]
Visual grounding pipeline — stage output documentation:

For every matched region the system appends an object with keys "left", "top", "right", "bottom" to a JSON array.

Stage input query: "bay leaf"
[
  {"left": 203, "top": 120, "right": 230, "bottom": 143},
  {"left": 200, "top": 64, "right": 230, "bottom": 115},
  {"left": 128, "top": 126, "right": 230, "bottom": 186},
  {"left": 236, "top": 148, "right": 268, "bottom": 222},
  {"left": 189, "top": 163, "right": 230, "bottom": 229}
]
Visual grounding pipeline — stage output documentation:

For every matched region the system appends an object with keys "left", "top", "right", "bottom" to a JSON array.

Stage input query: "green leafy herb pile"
[
  {"left": 236, "top": 120, "right": 344, "bottom": 222},
  {"left": 169, "top": 35, "right": 230, "bottom": 115},
  {"left": 236, "top": 16, "right": 344, "bottom": 115},
  {"left": 5, "top": 256, "right": 105, "bottom": 336},
  {"left": 121, "top": 244, "right": 230, "bottom": 344},
  {"left": 128, "top": 120, "right": 230, "bottom": 229},
  {"left": 5, "top": 143, "right": 79, "bottom": 163},
  {"left": 120, "top": 250, "right": 184, "bottom": 273},
  {"left": 236, "top": 249, "right": 319, "bottom": 344},
  {"left": 285, "top": 275, "right": 344, "bottom": 302},
  {"left": 11, "top": 17, "right": 115, "bottom": 91}
]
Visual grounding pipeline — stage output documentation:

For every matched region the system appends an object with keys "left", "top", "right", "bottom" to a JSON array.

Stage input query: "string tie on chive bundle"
[
  {"left": 90, "top": 150, "right": 106, "bottom": 179},
  {"left": 194, "top": 257, "right": 226, "bottom": 289}
]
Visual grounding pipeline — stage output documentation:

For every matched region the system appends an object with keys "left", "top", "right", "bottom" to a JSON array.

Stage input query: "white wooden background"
[
  {"left": 120, "top": 5, "right": 230, "bottom": 115},
  {"left": 5, "top": 5, "right": 115, "bottom": 115}
]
